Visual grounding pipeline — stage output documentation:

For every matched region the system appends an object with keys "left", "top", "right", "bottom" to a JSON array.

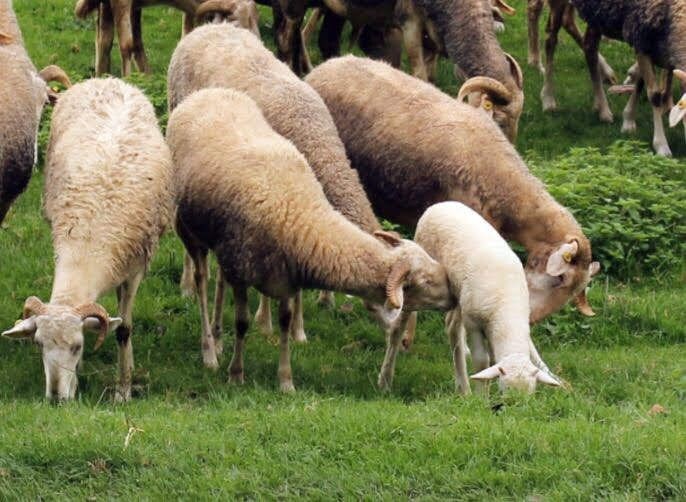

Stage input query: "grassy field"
[{"left": 1, "top": 1, "right": 685, "bottom": 499}]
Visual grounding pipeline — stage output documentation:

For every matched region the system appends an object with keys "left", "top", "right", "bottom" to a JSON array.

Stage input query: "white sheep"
[
  {"left": 2, "top": 78, "right": 173, "bottom": 401},
  {"left": 166, "top": 87, "right": 454, "bottom": 392},
  {"left": 407, "top": 201, "right": 561, "bottom": 394}
]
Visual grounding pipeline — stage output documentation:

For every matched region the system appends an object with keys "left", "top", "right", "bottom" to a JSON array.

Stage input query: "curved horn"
[
  {"left": 457, "top": 76, "right": 512, "bottom": 105},
  {"left": 39, "top": 65, "right": 72, "bottom": 88},
  {"left": 504, "top": 53, "right": 523, "bottom": 90},
  {"left": 75, "top": 303, "right": 110, "bottom": 350},
  {"left": 0, "top": 31, "right": 13, "bottom": 45},
  {"left": 386, "top": 260, "right": 411, "bottom": 309},
  {"left": 23, "top": 296, "right": 46, "bottom": 319},
  {"left": 494, "top": 0, "right": 516, "bottom": 15},
  {"left": 674, "top": 69, "right": 686, "bottom": 86},
  {"left": 574, "top": 290, "right": 595, "bottom": 317},
  {"left": 195, "top": 0, "right": 234, "bottom": 20}
]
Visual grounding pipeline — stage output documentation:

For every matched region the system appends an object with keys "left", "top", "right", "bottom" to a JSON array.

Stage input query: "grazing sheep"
[
  {"left": 409, "top": 202, "right": 561, "bottom": 394},
  {"left": 0, "top": 0, "right": 71, "bottom": 224},
  {"left": 167, "top": 87, "right": 454, "bottom": 392},
  {"left": 541, "top": 0, "right": 686, "bottom": 156},
  {"left": 397, "top": 0, "right": 524, "bottom": 142},
  {"left": 168, "top": 23, "right": 383, "bottom": 359},
  {"left": 2, "top": 78, "right": 173, "bottom": 401},
  {"left": 306, "top": 56, "right": 600, "bottom": 338}
]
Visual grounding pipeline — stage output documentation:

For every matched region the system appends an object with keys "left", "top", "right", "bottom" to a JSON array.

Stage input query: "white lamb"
[{"left": 411, "top": 201, "right": 561, "bottom": 394}]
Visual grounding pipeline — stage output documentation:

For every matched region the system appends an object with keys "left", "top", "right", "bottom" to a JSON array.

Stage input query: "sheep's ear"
[
  {"left": 669, "top": 94, "right": 686, "bottom": 127},
  {"left": 546, "top": 240, "right": 578, "bottom": 277},
  {"left": 2, "top": 318, "right": 37, "bottom": 339},
  {"left": 0, "top": 31, "right": 13, "bottom": 44},
  {"left": 82, "top": 316, "right": 123, "bottom": 333},
  {"left": 470, "top": 364, "right": 503, "bottom": 381},
  {"left": 589, "top": 261, "right": 601, "bottom": 277},
  {"left": 536, "top": 370, "right": 561, "bottom": 386},
  {"left": 248, "top": 3, "right": 260, "bottom": 36},
  {"left": 374, "top": 230, "right": 402, "bottom": 248}
]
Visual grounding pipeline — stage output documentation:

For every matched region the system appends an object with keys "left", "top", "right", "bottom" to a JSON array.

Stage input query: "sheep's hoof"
[
  {"left": 377, "top": 374, "right": 393, "bottom": 392},
  {"left": 316, "top": 291, "right": 336, "bottom": 308},
  {"left": 541, "top": 96, "right": 557, "bottom": 112},
  {"left": 654, "top": 144, "right": 672, "bottom": 157},
  {"left": 279, "top": 380, "right": 296, "bottom": 393},
  {"left": 621, "top": 120, "right": 637, "bottom": 134},
  {"left": 254, "top": 315, "right": 273, "bottom": 337},
  {"left": 113, "top": 387, "right": 132, "bottom": 403},
  {"left": 228, "top": 369, "right": 244, "bottom": 385},
  {"left": 599, "top": 110, "right": 614, "bottom": 123},
  {"left": 214, "top": 338, "right": 223, "bottom": 356},
  {"left": 203, "top": 353, "right": 219, "bottom": 371},
  {"left": 290, "top": 329, "right": 308, "bottom": 343}
]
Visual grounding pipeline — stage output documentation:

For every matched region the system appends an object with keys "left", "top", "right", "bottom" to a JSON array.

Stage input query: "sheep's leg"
[
  {"left": 211, "top": 267, "right": 226, "bottom": 357},
  {"left": 400, "top": 311, "right": 418, "bottom": 351},
  {"left": 192, "top": 251, "right": 219, "bottom": 369},
  {"left": 131, "top": 5, "right": 150, "bottom": 74},
  {"left": 316, "top": 290, "right": 335, "bottom": 308},
  {"left": 540, "top": 1, "right": 564, "bottom": 111},
  {"left": 114, "top": 269, "right": 144, "bottom": 402},
  {"left": 401, "top": 13, "right": 428, "bottom": 81},
  {"left": 289, "top": 290, "right": 307, "bottom": 343},
  {"left": 377, "top": 310, "right": 412, "bottom": 391},
  {"left": 95, "top": 1, "right": 114, "bottom": 76},
  {"left": 583, "top": 27, "right": 613, "bottom": 122},
  {"left": 275, "top": 1, "right": 310, "bottom": 75},
  {"left": 112, "top": 0, "right": 135, "bottom": 76},
  {"left": 527, "top": 0, "right": 544, "bottom": 71},
  {"left": 302, "top": 7, "right": 322, "bottom": 47},
  {"left": 180, "top": 252, "right": 196, "bottom": 297},
  {"left": 446, "top": 310, "right": 470, "bottom": 396},
  {"left": 468, "top": 327, "right": 490, "bottom": 395},
  {"left": 637, "top": 56, "right": 671, "bottom": 156},
  {"left": 254, "top": 294, "right": 273, "bottom": 336},
  {"left": 229, "top": 285, "right": 249, "bottom": 384},
  {"left": 317, "top": 10, "right": 345, "bottom": 61},
  {"left": 182, "top": 12, "right": 194, "bottom": 35},
  {"left": 621, "top": 78, "right": 643, "bottom": 134},
  {"left": 278, "top": 297, "right": 296, "bottom": 392}
]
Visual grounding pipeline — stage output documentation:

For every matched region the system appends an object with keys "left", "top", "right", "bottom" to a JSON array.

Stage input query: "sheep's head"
[
  {"left": 457, "top": 53, "right": 523, "bottom": 143},
  {"left": 195, "top": 0, "right": 260, "bottom": 37},
  {"left": 374, "top": 231, "right": 455, "bottom": 321},
  {"left": 36, "top": 65, "right": 71, "bottom": 106},
  {"left": 669, "top": 69, "right": 686, "bottom": 127},
  {"left": 471, "top": 354, "right": 561, "bottom": 393},
  {"left": 525, "top": 236, "right": 600, "bottom": 323},
  {"left": 2, "top": 297, "right": 121, "bottom": 400}
]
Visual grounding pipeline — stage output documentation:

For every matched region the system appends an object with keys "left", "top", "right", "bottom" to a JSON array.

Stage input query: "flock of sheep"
[{"left": 0, "top": 0, "right": 679, "bottom": 401}]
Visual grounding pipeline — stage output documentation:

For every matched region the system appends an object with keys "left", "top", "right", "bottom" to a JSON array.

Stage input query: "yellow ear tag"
[
  {"left": 483, "top": 99, "right": 493, "bottom": 111},
  {"left": 679, "top": 99, "right": 686, "bottom": 109},
  {"left": 52, "top": 86, "right": 59, "bottom": 92},
  {"left": 562, "top": 252, "right": 572, "bottom": 263}
]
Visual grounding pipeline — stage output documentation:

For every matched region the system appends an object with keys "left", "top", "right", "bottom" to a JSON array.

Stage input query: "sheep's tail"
[{"left": 75, "top": 0, "right": 101, "bottom": 19}]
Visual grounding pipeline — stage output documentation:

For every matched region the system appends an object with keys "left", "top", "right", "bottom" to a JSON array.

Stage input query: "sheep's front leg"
[
  {"left": 402, "top": 16, "right": 428, "bottom": 81},
  {"left": 583, "top": 27, "right": 613, "bottom": 122},
  {"left": 114, "top": 269, "right": 144, "bottom": 402},
  {"left": 468, "top": 327, "right": 490, "bottom": 395},
  {"left": 316, "top": 290, "right": 335, "bottom": 308},
  {"left": 638, "top": 56, "right": 672, "bottom": 156},
  {"left": 446, "top": 310, "right": 470, "bottom": 396},
  {"left": 400, "top": 311, "right": 418, "bottom": 351},
  {"left": 179, "top": 252, "right": 196, "bottom": 297},
  {"left": 229, "top": 285, "right": 249, "bottom": 384},
  {"left": 131, "top": 5, "right": 150, "bottom": 74},
  {"left": 212, "top": 268, "right": 226, "bottom": 356},
  {"left": 540, "top": 1, "right": 564, "bottom": 111},
  {"left": 289, "top": 290, "right": 307, "bottom": 343},
  {"left": 112, "top": 0, "right": 134, "bottom": 76},
  {"left": 378, "top": 310, "right": 412, "bottom": 392},
  {"left": 278, "top": 297, "right": 295, "bottom": 392},
  {"left": 255, "top": 294, "right": 273, "bottom": 336},
  {"left": 527, "top": 0, "right": 544, "bottom": 71},
  {"left": 95, "top": 1, "right": 114, "bottom": 76}
]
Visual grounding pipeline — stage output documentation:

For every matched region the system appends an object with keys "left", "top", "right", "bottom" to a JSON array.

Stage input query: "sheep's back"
[{"left": 45, "top": 78, "right": 172, "bottom": 286}]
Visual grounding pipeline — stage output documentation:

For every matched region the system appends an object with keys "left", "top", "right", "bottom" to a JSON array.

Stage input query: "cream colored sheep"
[
  {"left": 168, "top": 23, "right": 384, "bottom": 361},
  {"left": 2, "top": 78, "right": 173, "bottom": 401},
  {"left": 167, "top": 87, "right": 454, "bottom": 392},
  {"left": 0, "top": 0, "right": 70, "bottom": 224}
]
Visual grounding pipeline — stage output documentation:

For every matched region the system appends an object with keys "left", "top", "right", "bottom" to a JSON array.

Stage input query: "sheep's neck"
[
  {"left": 0, "top": 0, "right": 23, "bottom": 44},
  {"left": 486, "top": 311, "right": 530, "bottom": 362},
  {"left": 49, "top": 252, "right": 105, "bottom": 306}
]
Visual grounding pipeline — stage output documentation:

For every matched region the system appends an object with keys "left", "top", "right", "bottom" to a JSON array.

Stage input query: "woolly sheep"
[
  {"left": 168, "top": 23, "right": 384, "bottom": 361},
  {"left": 2, "top": 78, "right": 173, "bottom": 401},
  {"left": 166, "top": 87, "right": 454, "bottom": 392},
  {"left": 306, "top": 56, "right": 601, "bottom": 336},
  {"left": 408, "top": 202, "right": 561, "bottom": 394},
  {"left": 0, "top": 0, "right": 70, "bottom": 224}
]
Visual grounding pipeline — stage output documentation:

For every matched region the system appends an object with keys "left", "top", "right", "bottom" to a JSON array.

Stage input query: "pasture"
[{"left": 1, "top": 1, "right": 685, "bottom": 498}]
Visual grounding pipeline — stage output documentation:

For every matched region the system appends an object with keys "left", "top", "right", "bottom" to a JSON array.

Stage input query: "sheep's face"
[
  {"left": 395, "top": 240, "right": 455, "bottom": 312},
  {"left": 526, "top": 238, "right": 600, "bottom": 323},
  {"left": 471, "top": 354, "right": 560, "bottom": 393},
  {"left": 2, "top": 301, "right": 121, "bottom": 400}
]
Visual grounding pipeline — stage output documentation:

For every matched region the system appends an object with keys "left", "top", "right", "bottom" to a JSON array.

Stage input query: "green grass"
[{"left": 1, "top": 1, "right": 685, "bottom": 499}]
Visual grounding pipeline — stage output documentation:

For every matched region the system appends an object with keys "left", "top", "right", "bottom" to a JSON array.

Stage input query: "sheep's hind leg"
[
  {"left": 229, "top": 285, "right": 249, "bottom": 384},
  {"left": 131, "top": 4, "right": 150, "bottom": 74},
  {"left": 114, "top": 269, "right": 144, "bottom": 402},
  {"left": 638, "top": 56, "right": 672, "bottom": 156},
  {"left": 193, "top": 250, "right": 219, "bottom": 369},
  {"left": 255, "top": 294, "right": 274, "bottom": 337},
  {"left": 377, "top": 310, "right": 412, "bottom": 391},
  {"left": 278, "top": 297, "right": 296, "bottom": 392},
  {"left": 212, "top": 268, "right": 226, "bottom": 356},
  {"left": 446, "top": 310, "right": 470, "bottom": 396},
  {"left": 95, "top": 1, "right": 114, "bottom": 76},
  {"left": 526, "top": 0, "right": 544, "bottom": 71},
  {"left": 540, "top": 1, "right": 564, "bottom": 111},
  {"left": 316, "top": 290, "right": 335, "bottom": 308},
  {"left": 289, "top": 290, "right": 307, "bottom": 343},
  {"left": 180, "top": 252, "right": 196, "bottom": 297},
  {"left": 583, "top": 27, "right": 613, "bottom": 122}
]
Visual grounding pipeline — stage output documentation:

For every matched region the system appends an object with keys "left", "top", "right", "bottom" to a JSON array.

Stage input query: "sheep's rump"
[{"left": 45, "top": 78, "right": 172, "bottom": 286}]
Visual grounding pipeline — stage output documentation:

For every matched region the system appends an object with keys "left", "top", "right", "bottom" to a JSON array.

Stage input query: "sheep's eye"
[{"left": 70, "top": 344, "right": 82, "bottom": 355}]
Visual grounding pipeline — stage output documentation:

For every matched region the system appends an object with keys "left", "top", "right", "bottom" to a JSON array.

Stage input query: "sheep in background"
[
  {"left": 167, "top": 87, "right": 454, "bottom": 392},
  {"left": 195, "top": 0, "right": 259, "bottom": 34},
  {"left": 2, "top": 78, "right": 173, "bottom": 401},
  {"left": 168, "top": 23, "right": 383, "bottom": 361},
  {"left": 306, "top": 56, "right": 600, "bottom": 354},
  {"left": 408, "top": 202, "right": 561, "bottom": 394},
  {"left": 0, "top": 0, "right": 71, "bottom": 224}
]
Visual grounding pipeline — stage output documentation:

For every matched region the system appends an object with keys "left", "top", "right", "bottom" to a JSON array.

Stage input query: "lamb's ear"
[
  {"left": 2, "top": 318, "right": 38, "bottom": 339},
  {"left": 374, "top": 230, "right": 403, "bottom": 248},
  {"left": 589, "top": 261, "right": 600, "bottom": 277},
  {"left": 536, "top": 370, "right": 561, "bottom": 386},
  {"left": 546, "top": 240, "right": 579, "bottom": 276},
  {"left": 669, "top": 94, "right": 686, "bottom": 127},
  {"left": 470, "top": 364, "right": 503, "bottom": 381}
]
